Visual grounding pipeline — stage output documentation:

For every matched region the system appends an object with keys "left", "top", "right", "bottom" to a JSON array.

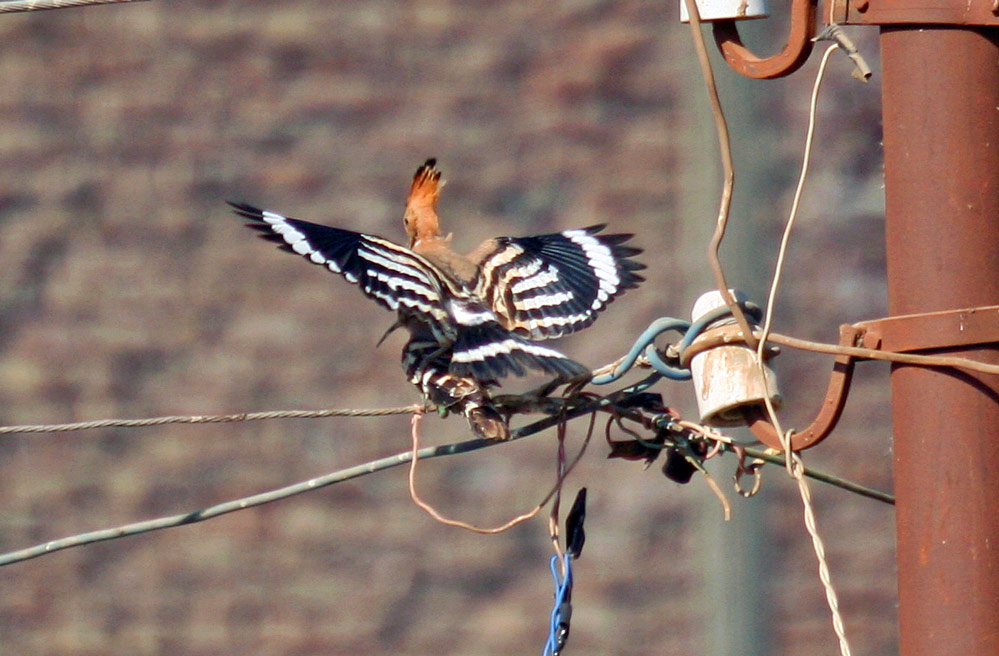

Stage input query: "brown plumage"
[{"left": 232, "top": 158, "right": 645, "bottom": 440}]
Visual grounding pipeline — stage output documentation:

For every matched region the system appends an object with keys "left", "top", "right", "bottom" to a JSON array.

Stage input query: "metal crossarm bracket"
[
  {"left": 853, "top": 304, "right": 999, "bottom": 354},
  {"left": 828, "top": 0, "right": 999, "bottom": 26},
  {"left": 746, "top": 304, "right": 999, "bottom": 451}
]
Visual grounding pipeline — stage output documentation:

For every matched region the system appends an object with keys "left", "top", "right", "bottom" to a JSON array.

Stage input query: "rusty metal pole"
[{"left": 881, "top": 26, "right": 999, "bottom": 656}]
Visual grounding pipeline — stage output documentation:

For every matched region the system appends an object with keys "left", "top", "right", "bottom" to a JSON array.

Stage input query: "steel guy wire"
[
  {"left": 0, "top": 0, "right": 148, "bottom": 13},
  {"left": 0, "top": 405, "right": 424, "bottom": 435}
]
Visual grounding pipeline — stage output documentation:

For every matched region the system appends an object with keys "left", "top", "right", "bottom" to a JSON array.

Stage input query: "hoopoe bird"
[{"left": 230, "top": 159, "right": 644, "bottom": 440}]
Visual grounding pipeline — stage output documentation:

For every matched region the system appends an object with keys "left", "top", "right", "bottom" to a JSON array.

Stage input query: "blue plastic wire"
[
  {"left": 590, "top": 317, "right": 690, "bottom": 385},
  {"left": 590, "top": 303, "right": 763, "bottom": 386},
  {"left": 543, "top": 553, "right": 574, "bottom": 656}
]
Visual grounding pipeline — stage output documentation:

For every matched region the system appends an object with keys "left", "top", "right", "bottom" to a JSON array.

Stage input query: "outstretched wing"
[
  {"left": 229, "top": 202, "right": 451, "bottom": 326},
  {"left": 443, "top": 301, "right": 590, "bottom": 381},
  {"left": 473, "top": 225, "right": 645, "bottom": 341},
  {"left": 403, "top": 314, "right": 589, "bottom": 385},
  {"left": 231, "top": 202, "right": 589, "bottom": 382}
]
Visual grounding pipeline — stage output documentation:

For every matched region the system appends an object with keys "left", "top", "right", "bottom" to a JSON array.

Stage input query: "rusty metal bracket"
[
  {"left": 828, "top": 0, "right": 999, "bottom": 26},
  {"left": 853, "top": 304, "right": 999, "bottom": 354},
  {"left": 747, "top": 304, "right": 999, "bottom": 451},
  {"left": 746, "top": 324, "right": 860, "bottom": 451},
  {"left": 712, "top": 0, "right": 818, "bottom": 79}
]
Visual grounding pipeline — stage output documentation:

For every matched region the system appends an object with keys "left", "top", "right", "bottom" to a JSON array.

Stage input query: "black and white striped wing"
[
  {"left": 475, "top": 225, "right": 645, "bottom": 341},
  {"left": 230, "top": 202, "right": 450, "bottom": 327},
  {"left": 402, "top": 320, "right": 588, "bottom": 388},
  {"left": 232, "top": 202, "right": 592, "bottom": 383},
  {"left": 442, "top": 300, "right": 590, "bottom": 381}
]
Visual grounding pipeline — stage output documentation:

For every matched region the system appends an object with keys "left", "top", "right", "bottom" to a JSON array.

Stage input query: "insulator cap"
[
  {"left": 680, "top": 0, "right": 769, "bottom": 22},
  {"left": 688, "top": 290, "right": 782, "bottom": 427}
]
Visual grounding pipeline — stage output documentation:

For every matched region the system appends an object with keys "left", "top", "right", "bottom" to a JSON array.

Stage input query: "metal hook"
[
  {"left": 745, "top": 324, "right": 860, "bottom": 451},
  {"left": 712, "top": 0, "right": 818, "bottom": 79}
]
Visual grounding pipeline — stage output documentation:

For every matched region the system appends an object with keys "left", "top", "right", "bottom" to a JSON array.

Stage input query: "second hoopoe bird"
[{"left": 231, "top": 159, "right": 644, "bottom": 440}]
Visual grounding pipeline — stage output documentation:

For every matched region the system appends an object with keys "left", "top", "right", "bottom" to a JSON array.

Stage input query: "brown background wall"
[{"left": 0, "top": 2, "right": 895, "bottom": 654}]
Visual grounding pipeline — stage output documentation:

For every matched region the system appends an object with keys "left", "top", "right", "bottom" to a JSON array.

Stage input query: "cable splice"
[{"left": 544, "top": 488, "right": 586, "bottom": 656}]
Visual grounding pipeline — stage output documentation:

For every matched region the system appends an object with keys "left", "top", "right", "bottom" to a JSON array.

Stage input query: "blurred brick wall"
[{"left": 0, "top": 2, "right": 895, "bottom": 655}]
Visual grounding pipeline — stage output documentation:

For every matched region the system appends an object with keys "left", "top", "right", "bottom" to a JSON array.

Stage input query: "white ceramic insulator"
[
  {"left": 679, "top": 0, "right": 769, "bottom": 22},
  {"left": 689, "top": 290, "right": 782, "bottom": 427}
]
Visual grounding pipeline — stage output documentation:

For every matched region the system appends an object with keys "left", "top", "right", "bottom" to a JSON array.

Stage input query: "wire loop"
[
  {"left": 590, "top": 317, "right": 690, "bottom": 385},
  {"left": 732, "top": 444, "right": 765, "bottom": 498},
  {"left": 544, "top": 553, "right": 575, "bottom": 656},
  {"left": 591, "top": 302, "right": 763, "bottom": 385}
]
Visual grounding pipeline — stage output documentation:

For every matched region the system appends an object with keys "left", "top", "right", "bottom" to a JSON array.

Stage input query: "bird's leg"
[
  {"left": 492, "top": 369, "right": 592, "bottom": 418},
  {"left": 528, "top": 369, "right": 592, "bottom": 399},
  {"left": 562, "top": 370, "right": 593, "bottom": 397},
  {"left": 416, "top": 344, "right": 451, "bottom": 373},
  {"left": 401, "top": 335, "right": 509, "bottom": 440}
]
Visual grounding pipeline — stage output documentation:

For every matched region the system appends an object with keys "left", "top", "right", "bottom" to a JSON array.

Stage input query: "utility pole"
[
  {"left": 880, "top": 24, "right": 999, "bottom": 656},
  {"left": 704, "top": 1, "right": 999, "bottom": 653}
]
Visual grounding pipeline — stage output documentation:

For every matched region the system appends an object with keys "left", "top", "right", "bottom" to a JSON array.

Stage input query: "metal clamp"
[{"left": 853, "top": 304, "right": 999, "bottom": 354}]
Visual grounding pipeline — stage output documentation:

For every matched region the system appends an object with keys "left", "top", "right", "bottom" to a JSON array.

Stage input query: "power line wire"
[
  {"left": 0, "top": 385, "right": 893, "bottom": 568},
  {"left": 0, "top": 405, "right": 423, "bottom": 435}
]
